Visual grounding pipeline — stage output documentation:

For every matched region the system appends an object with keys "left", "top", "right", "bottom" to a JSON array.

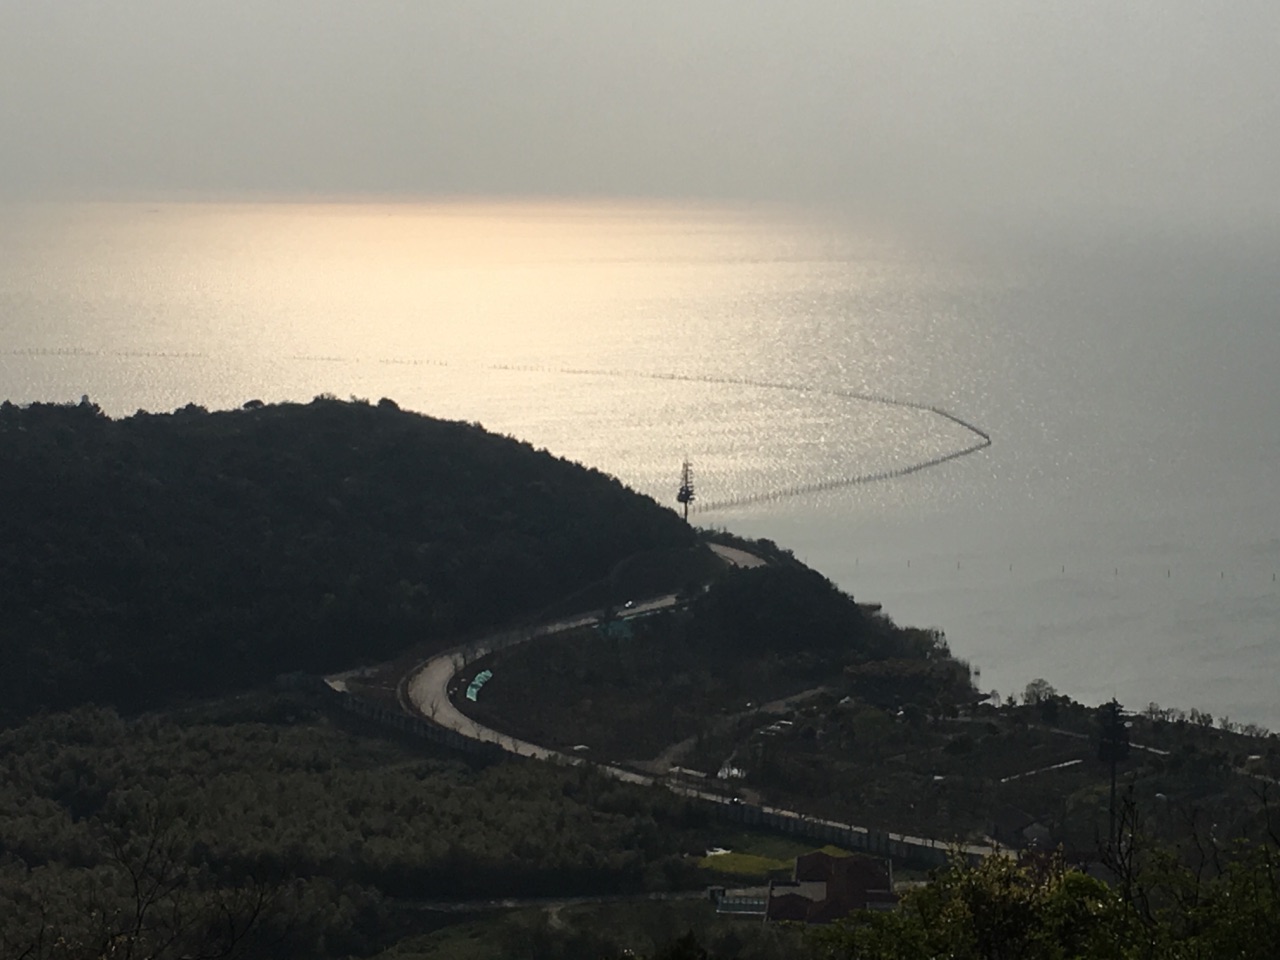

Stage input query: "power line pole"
[{"left": 677, "top": 460, "right": 695, "bottom": 522}]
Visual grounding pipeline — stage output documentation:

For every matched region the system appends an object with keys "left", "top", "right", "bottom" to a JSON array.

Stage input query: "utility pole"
[
  {"left": 677, "top": 459, "right": 695, "bottom": 522},
  {"left": 1098, "top": 699, "right": 1131, "bottom": 848}
]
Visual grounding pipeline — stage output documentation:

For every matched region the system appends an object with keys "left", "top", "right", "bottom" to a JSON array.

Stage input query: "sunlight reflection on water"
[{"left": 3, "top": 199, "right": 1279, "bottom": 726}]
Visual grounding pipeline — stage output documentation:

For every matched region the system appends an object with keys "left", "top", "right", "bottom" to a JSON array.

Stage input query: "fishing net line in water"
[{"left": 476, "top": 364, "right": 992, "bottom": 513}]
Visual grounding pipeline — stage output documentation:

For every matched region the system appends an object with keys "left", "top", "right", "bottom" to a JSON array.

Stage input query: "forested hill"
[{"left": 0, "top": 397, "right": 693, "bottom": 722}]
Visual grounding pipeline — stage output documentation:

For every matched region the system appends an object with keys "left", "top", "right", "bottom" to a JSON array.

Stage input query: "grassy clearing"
[
  {"left": 698, "top": 851, "right": 792, "bottom": 879},
  {"left": 697, "top": 837, "right": 860, "bottom": 882},
  {"left": 714, "top": 831, "right": 853, "bottom": 862}
]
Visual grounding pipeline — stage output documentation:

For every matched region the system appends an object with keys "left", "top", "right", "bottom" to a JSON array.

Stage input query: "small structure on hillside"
[
  {"left": 709, "top": 885, "right": 768, "bottom": 917},
  {"left": 464, "top": 669, "right": 494, "bottom": 702},
  {"left": 765, "top": 850, "right": 898, "bottom": 923}
]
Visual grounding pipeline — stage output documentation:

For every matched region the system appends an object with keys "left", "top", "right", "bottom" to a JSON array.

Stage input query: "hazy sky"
[{"left": 3, "top": 1, "right": 1277, "bottom": 224}]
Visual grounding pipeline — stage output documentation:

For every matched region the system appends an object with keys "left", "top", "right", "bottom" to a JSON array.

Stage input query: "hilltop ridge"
[{"left": 0, "top": 396, "right": 694, "bottom": 722}]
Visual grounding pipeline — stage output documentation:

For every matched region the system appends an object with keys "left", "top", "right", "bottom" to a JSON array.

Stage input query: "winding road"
[
  {"left": 398, "top": 544, "right": 757, "bottom": 780},
  {"left": 382, "top": 542, "right": 992, "bottom": 863}
]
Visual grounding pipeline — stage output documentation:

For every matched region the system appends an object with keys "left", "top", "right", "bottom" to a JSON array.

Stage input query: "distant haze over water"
[{"left": 3, "top": 199, "right": 1278, "bottom": 727}]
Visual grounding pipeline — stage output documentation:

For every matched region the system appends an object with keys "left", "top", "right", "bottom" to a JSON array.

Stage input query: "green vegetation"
[
  {"left": 368, "top": 819, "right": 1280, "bottom": 959},
  {"left": 0, "top": 696, "right": 730, "bottom": 958},
  {"left": 5, "top": 396, "right": 1280, "bottom": 958},
  {"left": 10, "top": 685, "right": 1278, "bottom": 959},
  {"left": 697, "top": 851, "right": 792, "bottom": 880},
  {"left": 0, "top": 397, "right": 691, "bottom": 722},
  {"left": 716, "top": 834, "right": 849, "bottom": 864},
  {"left": 806, "top": 818, "right": 1280, "bottom": 960},
  {"left": 373, "top": 900, "right": 806, "bottom": 960}
]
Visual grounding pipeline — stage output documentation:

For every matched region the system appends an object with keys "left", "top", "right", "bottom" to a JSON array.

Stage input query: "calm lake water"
[{"left": 2, "top": 200, "right": 1278, "bottom": 726}]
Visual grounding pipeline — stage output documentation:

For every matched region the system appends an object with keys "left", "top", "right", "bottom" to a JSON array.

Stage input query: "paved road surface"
[
  {"left": 707, "top": 543, "right": 766, "bottom": 568},
  {"left": 402, "top": 542, "right": 760, "bottom": 771},
  {"left": 403, "top": 595, "right": 675, "bottom": 782}
]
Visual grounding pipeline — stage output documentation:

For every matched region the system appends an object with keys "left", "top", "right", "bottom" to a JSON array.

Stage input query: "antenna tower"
[{"left": 676, "top": 460, "right": 695, "bottom": 522}]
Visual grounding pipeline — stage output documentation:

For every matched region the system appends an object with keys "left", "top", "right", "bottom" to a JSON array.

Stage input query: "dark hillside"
[
  {"left": 468, "top": 561, "right": 974, "bottom": 762},
  {"left": 0, "top": 397, "right": 692, "bottom": 721}
]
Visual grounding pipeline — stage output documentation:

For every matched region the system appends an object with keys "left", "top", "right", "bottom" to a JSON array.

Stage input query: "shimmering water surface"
[{"left": 3, "top": 200, "right": 1278, "bottom": 725}]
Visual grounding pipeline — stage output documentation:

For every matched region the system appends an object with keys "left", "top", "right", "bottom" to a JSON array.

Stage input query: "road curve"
[
  {"left": 399, "top": 544, "right": 761, "bottom": 776},
  {"left": 402, "top": 595, "right": 676, "bottom": 783},
  {"left": 390, "top": 542, "right": 993, "bottom": 862}
]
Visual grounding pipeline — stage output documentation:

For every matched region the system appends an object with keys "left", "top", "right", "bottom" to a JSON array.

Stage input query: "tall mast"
[{"left": 677, "top": 459, "right": 695, "bottom": 522}]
